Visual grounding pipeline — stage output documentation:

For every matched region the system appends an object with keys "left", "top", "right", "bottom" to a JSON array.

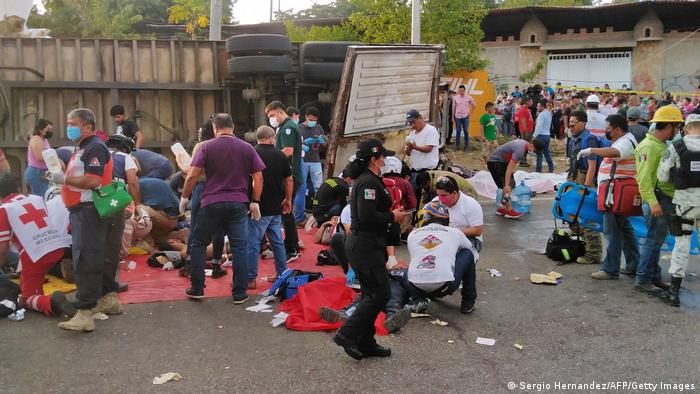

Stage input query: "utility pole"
[
  {"left": 411, "top": 0, "right": 421, "bottom": 44},
  {"left": 270, "top": 0, "right": 274, "bottom": 22},
  {"left": 209, "top": 0, "right": 222, "bottom": 41}
]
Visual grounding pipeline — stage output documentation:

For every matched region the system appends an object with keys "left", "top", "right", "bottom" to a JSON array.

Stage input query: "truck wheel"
[
  {"left": 227, "top": 56, "right": 293, "bottom": 75},
  {"left": 301, "top": 41, "right": 360, "bottom": 62},
  {"left": 302, "top": 62, "right": 344, "bottom": 81},
  {"left": 226, "top": 34, "right": 292, "bottom": 56}
]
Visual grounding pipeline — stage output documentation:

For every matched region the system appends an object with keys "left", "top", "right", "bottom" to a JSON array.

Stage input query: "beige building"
[{"left": 481, "top": 1, "right": 700, "bottom": 94}]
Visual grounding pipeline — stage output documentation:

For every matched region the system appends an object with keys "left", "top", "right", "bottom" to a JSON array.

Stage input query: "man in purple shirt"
[{"left": 180, "top": 114, "right": 265, "bottom": 303}]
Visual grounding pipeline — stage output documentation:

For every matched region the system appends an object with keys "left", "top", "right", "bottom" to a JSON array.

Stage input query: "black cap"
[
  {"left": 355, "top": 139, "right": 395, "bottom": 161},
  {"left": 406, "top": 109, "right": 421, "bottom": 123}
]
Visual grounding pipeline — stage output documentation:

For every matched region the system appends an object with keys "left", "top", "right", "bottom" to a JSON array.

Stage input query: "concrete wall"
[
  {"left": 483, "top": 45, "right": 519, "bottom": 87},
  {"left": 660, "top": 34, "right": 700, "bottom": 94}
]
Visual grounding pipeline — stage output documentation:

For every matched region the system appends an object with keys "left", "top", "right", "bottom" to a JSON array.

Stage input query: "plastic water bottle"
[
  {"left": 513, "top": 181, "right": 532, "bottom": 214},
  {"left": 171, "top": 142, "right": 191, "bottom": 168},
  {"left": 42, "top": 149, "right": 63, "bottom": 173}
]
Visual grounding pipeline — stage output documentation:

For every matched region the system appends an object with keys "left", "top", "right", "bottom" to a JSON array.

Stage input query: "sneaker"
[
  {"left": 460, "top": 299, "right": 475, "bottom": 314},
  {"left": 635, "top": 283, "right": 663, "bottom": 294},
  {"left": 211, "top": 265, "right": 227, "bottom": 279},
  {"left": 591, "top": 270, "right": 618, "bottom": 280},
  {"left": 115, "top": 283, "right": 129, "bottom": 293},
  {"left": 247, "top": 279, "right": 257, "bottom": 290},
  {"left": 186, "top": 288, "right": 204, "bottom": 299},
  {"left": 304, "top": 217, "right": 317, "bottom": 233},
  {"left": 261, "top": 249, "right": 274, "bottom": 260},
  {"left": 319, "top": 306, "right": 349, "bottom": 323},
  {"left": 504, "top": 210, "right": 524, "bottom": 219},
  {"left": 496, "top": 208, "right": 506, "bottom": 216},
  {"left": 286, "top": 250, "right": 300, "bottom": 263},
  {"left": 576, "top": 256, "right": 600, "bottom": 265},
  {"left": 296, "top": 219, "right": 307, "bottom": 229},
  {"left": 620, "top": 267, "right": 636, "bottom": 275},
  {"left": 50, "top": 291, "right": 76, "bottom": 318},
  {"left": 406, "top": 298, "right": 430, "bottom": 314},
  {"left": 233, "top": 295, "right": 249, "bottom": 305},
  {"left": 383, "top": 308, "right": 411, "bottom": 333},
  {"left": 179, "top": 266, "right": 191, "bottom": 278}
]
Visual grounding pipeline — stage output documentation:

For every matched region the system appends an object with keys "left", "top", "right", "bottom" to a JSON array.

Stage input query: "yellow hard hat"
[{"left": 650, "top": 105, "right": 683, "bottom": 123}]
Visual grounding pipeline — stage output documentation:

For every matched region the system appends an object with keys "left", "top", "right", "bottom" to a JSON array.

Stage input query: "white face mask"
[
  {"left": 566, "top": 127, "right": 572, "bottom": 138},
  {"left": 269, "top": 116, "right": 279, "bottom": 128}
]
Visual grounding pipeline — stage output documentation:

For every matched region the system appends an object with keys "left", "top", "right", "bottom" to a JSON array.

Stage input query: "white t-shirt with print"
[
  {"left": 407, "top": 124, "right": 440, "bottom": 170},
  {"left": 597, "top": 132, "right": 638, "bottom": 185},
  {"left": 407, "top": 224, "right": 473, "bottom": 291},
  {"left": 431, "top": 192, "right": 484, "bottom": 242}
]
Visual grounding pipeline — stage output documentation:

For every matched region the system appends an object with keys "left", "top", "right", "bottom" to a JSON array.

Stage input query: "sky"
[{"left": 32, "top": 0, "right": 335, "bottom": 25}]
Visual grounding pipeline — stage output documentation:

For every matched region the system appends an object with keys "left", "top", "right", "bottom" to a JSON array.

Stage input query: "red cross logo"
[{"left": 19, "top": 204, "right": 48, "bottom": 229}]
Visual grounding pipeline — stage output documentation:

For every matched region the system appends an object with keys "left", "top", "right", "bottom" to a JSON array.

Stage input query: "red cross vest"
[{"left": 2, "top": 194, "right": 71, "bottom": 262}]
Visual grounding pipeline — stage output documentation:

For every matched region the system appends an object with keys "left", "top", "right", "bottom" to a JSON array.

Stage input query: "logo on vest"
[
  {"left": 110, "top": 199, "right": 118, "bottom": 207},
  {"left": 19, "top": 204, "right": 48, "bottom": 229}
]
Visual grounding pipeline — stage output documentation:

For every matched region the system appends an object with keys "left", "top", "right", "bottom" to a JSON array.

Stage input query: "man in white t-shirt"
[
  {"left": 405, "top": 201, "right": 479, "bottom": 314},
  {"left": 430, "top": 175, "right": 484, "bottom": 252},
  {"left": 405, "top": 109, "right": 440, "bottom": 171},
  {"left": 578, "top": 114, "right": 640, "bottom": 280}
]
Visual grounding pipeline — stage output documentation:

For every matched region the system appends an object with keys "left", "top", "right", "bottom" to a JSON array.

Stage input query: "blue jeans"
[
  {"left": 602, "top": 212, "right": 640, "bottom": 277},
  {"left": 294, "top": 161, "right": 323, "bottom": 223},
  {"left": 636, "top": 192, "right": 674, "bottom": 285},
  {"left": 246, "top": 215, "right": 287, "bottom": 280},
  {"left": 190, "top": 202, "right": 248, "bottom": 297},
  {"left": 186, "top": 181, "right": 225, "bottom": 260},
  {"left": 455, "top": 116, "right": 470, "bottom": 149},
  {"left": 534, "top": 134, "right": 554, "bottom": 173},
  {"left": 24, "top": 166, "right": 49, "bottom": 197}
]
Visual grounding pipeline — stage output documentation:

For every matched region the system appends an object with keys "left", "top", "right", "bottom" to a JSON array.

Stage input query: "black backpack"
[{"left": 545, "top": 184, "right": 587, "bottom": 265}]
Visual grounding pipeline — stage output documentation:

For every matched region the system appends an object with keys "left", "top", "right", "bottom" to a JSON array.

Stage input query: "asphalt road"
[{"left": 2, "top": 199, "right": 699, "bottom": 393}]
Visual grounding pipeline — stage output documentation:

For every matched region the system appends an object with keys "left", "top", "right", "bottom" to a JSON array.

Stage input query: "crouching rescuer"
[{"left": 657, "top": 114, "right": 700, "bottom": 307}]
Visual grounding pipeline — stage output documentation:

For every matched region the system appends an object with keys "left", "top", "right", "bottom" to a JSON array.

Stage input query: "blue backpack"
[
  {"left": 569, "top": 130, "right": 612, "bottom": 173},
  {"left": 268, "top": 269, "right": 324, "bottom": 300}
]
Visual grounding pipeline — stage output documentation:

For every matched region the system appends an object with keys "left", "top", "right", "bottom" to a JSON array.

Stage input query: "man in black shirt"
[
  {"left": 246, "top": 126, "right": 293, "bottom": 288},
  {"left": 110, "top": 104, "right": 143, "bottom": 149},
  {"left": 312, "top": 170, "right": 352, "bottom": 225}
]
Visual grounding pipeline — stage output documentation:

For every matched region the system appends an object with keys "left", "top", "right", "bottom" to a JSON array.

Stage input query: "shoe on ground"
[
  {"left": 179, "top": 266, "right": 191, "bottom": 278},
  {"left": 496, "top": 208, "right": 506, "bottom": 216},
  {"left": 358, "top": 342, "right": 392, "bottom": 358},
  {"left": 266, "top": 275, "right": 278, "bottom": 283},
  {"left": 304, "top": 217, "right": 318, "bottom": 233},
  {"left": 58, "top": 309, "right": 95, "bottom": 332},
  {"left": 247, "top": 279, "right": 257, "bottom": 289},
  {"left": 460, "top": 299, "right": 475, "bottom": 314},
  {"left": 286, "top": 250, "right": 300, "bottom": 264},
  {"left": 296, "top": 219, "right": 306, "bottom": 229},
  {"left": 319, "top": 306, "right": 349, "bottom": 324},
  {"left": 261, "top": 249, "right": 274, "bottom": 260},
  {"left": 653, "top": 281, "right": 671, "bottom": 291},
  {"left": 298, "top": 240, "right": 305, "bottom": 250},
  {"left": 211, "top": 265, "right": 227, "bottom": 279},
  {"left": 50, "top": 291, "right": 76, "bottom": 318},
  {"left": 504, "top": 210, "right": 524, "bottom": 219},
  {"left": 186, "top": 288, "right": 204, "bottom": 299},
  {"left": 331, "top": 333, "right": 364, "bottom": 360},
  {"left": 634, "top": 283, "right": 663, "bottom": 294},
  {"left": 576, "top": 256, "right": 600, "bottom": 265},
  {"left": 591, "top": 270, "right": 618, "bottom": 280},
  {"left": 383, "top": 308, "right": 411, "bottom": 333},
  {"left": 620, "top": 267, "right": 636, "bottom": 275},
  {"left": 406, "top": 298, "right": 430, "bottom": 314},
  {"left": 115, "top": 283, "right": 128, "bottom": 293},
  {"left": 92, "top": 292, "right": 123, "bottom": 315},
  {"left": 233, "top": 295, "right": 249, "bottom": 304}
]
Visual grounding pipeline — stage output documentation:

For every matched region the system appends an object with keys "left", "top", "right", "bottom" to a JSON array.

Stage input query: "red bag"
[{"left": 597, "top": 161, "right": 643, "bottom": 216}]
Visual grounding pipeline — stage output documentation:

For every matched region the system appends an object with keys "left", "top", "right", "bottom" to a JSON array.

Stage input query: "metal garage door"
[{"left": 546, "top": 51, "right": 632, "bottom": 89}]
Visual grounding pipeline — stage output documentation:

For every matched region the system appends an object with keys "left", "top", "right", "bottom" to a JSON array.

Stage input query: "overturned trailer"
[{"left": 0, "top": 36, "right": 443, "bottom": 184}]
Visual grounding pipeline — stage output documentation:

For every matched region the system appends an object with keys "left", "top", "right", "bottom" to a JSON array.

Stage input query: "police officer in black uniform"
[{"left": 332, "top": 139, "right": 408, "bottom": 360}]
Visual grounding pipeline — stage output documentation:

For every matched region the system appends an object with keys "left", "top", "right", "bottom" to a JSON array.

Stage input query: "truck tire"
[
  {"left": 227, "top": 56, "right": 293, "bottom": 75},
  {"left": 226, "top": 34, "right": 292, "bottom": 56},
  {"left": 301, "top": 41, "right": 360, "bottom": 62},
  {"left": 302, "top": 62, "right": 344, "bottom": 81}
]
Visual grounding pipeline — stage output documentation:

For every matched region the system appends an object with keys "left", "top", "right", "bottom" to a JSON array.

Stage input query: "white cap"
[
  {"left": 585, "top": 94, "right": 600, "bottom": 104},
  {"left": 381, "top": 156, "right": 403, "bottom": 175},
  {"left": 685, "top": 113, "right": 700, "bottom": 126}
]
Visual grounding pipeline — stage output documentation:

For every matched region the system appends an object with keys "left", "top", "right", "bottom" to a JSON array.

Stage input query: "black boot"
[
  {"left": 50, "top": 291, "right": 76, "bottom": 317},
  {"left": 665, "top": 277, "right": 682, "bottom": 307}
]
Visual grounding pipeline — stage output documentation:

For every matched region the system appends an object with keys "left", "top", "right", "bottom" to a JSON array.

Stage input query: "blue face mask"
[
  {"left": 307, "top": 120, "right": 317, "bottom": 128},
  {"left": 66, "top": 126, "right": 82, "bottom": 142},
  {"left": 292, "top": 119, "right": 299, "bottom": 125}
]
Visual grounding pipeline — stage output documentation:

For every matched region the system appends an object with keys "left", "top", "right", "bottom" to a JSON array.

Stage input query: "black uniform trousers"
[
  {"left": 337, "top": 232, "right": 390, "bottom": 345},
  {"left": 69, "top": 204, "right": 124, "bottom": 310},
  {"left": 282, "top": 181, "right": 300, "bottom": 253}
]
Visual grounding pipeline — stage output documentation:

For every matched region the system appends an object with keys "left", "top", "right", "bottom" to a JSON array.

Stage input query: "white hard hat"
[
  {"left": 585, "top": 94, "right": 600, "bottom": 104},
  {"left": 686, "top": 113, "right": 700, "bottom": 126},
  {"left": 381, "top": 156, "right": 403, "bottom": 176}
]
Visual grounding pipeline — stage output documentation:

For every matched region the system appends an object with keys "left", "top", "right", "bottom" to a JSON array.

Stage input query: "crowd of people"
[{"left": 0, "top": 84, "right": 697, "bottom": 361}]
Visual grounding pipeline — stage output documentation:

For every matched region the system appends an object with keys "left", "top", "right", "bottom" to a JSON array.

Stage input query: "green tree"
[
  {"left": 277, "top": 0, "right": 359, "bottom": 20},
  {"left": 28, "top": 0, "right": 143, "bottom": 38},
  {"left": 168, "top": 0, "right": 237, "bottom": 39},
  {"left": 495, "top": 0, "right": 594, "bottom": 7},
  {"left": 285, "top": 21, "right": 360, "bottom": 42}
]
